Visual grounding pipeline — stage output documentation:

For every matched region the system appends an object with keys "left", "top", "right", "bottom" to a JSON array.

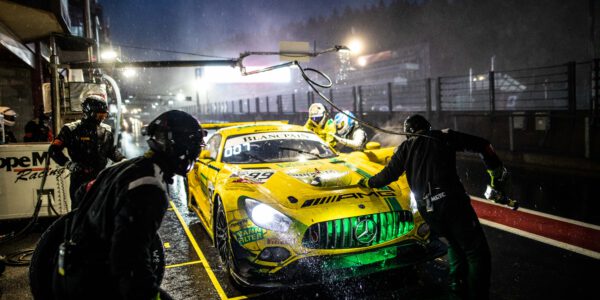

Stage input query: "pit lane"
[
  {"left": 157, "top": 175, "right": 600, "bottom": 300},
  {"left": 160, "top": 177, "right": 450, "bottom": 300},
  {"left": 35, "top": 132, "right": 598, "bottom": 299}
]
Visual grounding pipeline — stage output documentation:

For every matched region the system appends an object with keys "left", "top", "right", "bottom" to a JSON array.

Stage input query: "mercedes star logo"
[{"left": 354, "top": 218, "right": 378, "bottom": 244}]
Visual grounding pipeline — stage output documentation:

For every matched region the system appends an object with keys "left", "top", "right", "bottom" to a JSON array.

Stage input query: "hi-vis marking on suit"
[{"left": 128, "top": 164, "right": 166, "bottom": 191}]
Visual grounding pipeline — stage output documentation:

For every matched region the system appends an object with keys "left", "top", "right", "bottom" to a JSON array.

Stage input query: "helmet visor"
[
  {"left": 3, "top": 114, "right": 16, "bottom": 122},
  {"left": 311, "top": 115, "right": 324, "bottom": 124},
  {"left": 186, "top": 131, "right": 206, "bottom": 157}
]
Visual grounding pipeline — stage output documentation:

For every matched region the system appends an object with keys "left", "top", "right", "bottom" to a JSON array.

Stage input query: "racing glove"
[
  {"left": 65, "top": 161, "right": 82, "bottom": 173},
  {"left": 485, "top": 166, "right": 518, "bottom": 209},
  {"left": 487, "top": 166, "right": 509, "bottom": 193},
  {"left": 357, "top": 178, "right": 370, "bottom": 188}
]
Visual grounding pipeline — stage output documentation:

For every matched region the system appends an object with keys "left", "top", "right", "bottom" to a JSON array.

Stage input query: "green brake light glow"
[
  {"left": 303, "top": 211, "right": 415, "bottom": 249},
  {"left": 323, "top": 246, "right": 398, "bottom": 270}
]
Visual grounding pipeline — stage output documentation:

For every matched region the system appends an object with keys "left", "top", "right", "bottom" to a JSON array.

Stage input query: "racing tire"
[
  {"left": 29, "top": 212, "right": 166, "bottom": 300},
  {"left": 29, "top": 211, "right": 73, "bottom": 300},
  {"left": 215, "top": 197, "right": 234, "bottom": 273},
  {"left": 183, "top": 176, "right": 193, "bottom": 212}
]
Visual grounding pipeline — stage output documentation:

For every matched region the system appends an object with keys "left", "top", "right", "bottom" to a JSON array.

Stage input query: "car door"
[{"left": 191, "top": 133, "right": 222, "bottom": 228}]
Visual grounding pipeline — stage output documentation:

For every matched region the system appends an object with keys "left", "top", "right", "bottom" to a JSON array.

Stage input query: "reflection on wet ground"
[
  {"left": 1, "top": 133, "right": 598, "bottom": 299},
  {"left": 160, "top": 176, "right": 451, "bottom": 300}
]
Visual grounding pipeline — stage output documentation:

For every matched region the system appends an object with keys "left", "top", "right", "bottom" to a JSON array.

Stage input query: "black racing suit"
[
  {"left": 49, "top": 119, "right": 125, "bottom": 208},
  {"left": 366, "top": 129, "right": 502, "bottom": 300},
  {"left": 52, "top": 155, "right": 171, "bottom": 300}
]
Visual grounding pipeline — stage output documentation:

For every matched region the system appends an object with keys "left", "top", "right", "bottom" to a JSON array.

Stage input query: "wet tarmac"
[
  {"left": 156, "top": 177, "right": 599, "bottom": 300},
  {"left": 1, "top": 137, "right": 598, "bottom": 299},
  {"left": 1, "top": 174, "right": 598, "bottom": 299}
]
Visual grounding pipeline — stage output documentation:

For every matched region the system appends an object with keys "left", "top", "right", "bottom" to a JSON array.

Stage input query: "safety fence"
[{"left": 179, "top": 59, "right": 599, "bottom": 119}]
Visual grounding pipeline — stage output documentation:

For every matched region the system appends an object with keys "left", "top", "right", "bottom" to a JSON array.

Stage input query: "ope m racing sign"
[{"left": 0, "top": 152, "right": 49, "bottom": 172}]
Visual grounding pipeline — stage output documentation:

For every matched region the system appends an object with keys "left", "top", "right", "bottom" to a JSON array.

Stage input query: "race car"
[{"left": 186, "top": 121, "right": 446, "bottom": 287}]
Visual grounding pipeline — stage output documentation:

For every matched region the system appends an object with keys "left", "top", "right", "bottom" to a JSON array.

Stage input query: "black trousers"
[
  {"left": 419, "top": 192, "right": 491, "bottom": 300},
  {"left": 68, "top": 171, "right": 95, "bottom": 209}
]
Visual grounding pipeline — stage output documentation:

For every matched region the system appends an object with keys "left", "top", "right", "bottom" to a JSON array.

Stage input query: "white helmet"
[
  {"left": 308, "top": 103, "right": 328, "bottom": 127},
  {"left": 0, "top": 106, "right": 16, "bottom": 127}
]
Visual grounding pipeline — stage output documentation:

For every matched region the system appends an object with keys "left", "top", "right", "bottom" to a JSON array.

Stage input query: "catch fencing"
[{"left": 182, "top": 60, "right": 599, "bottom": 119}]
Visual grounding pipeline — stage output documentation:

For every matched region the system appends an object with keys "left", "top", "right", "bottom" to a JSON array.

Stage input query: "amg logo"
[{"left": 301, "top": 190, "right": 397, "bottom": 208}]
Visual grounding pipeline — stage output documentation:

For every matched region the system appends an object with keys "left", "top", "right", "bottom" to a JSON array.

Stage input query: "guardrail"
[
  {"left": 173, "top": 59, "right": 599, "bottom": 161},
  {"left": 182, "top": 59, "right": 599, "bottom": 119}
]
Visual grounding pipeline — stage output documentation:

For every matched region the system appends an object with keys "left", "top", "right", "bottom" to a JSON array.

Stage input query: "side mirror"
[
  {"left": 199, "top": 149, "right": 212, "bottom": 160},
  {"left": 365, "top": 142, "right": 381, "bottom": 150}
]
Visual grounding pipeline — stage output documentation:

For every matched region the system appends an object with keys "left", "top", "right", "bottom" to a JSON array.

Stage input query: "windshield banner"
[{"left": 226, "top": 132, "right": 321, "bottom": 147}]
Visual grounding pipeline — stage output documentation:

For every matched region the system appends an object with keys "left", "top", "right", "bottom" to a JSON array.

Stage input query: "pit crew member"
[
  {"left": 358, "top": 114, "right": 509, "bottom": 300},
  {"left": 49, "top": 95, "right": 125, "bottom": 208},
  {"left": 332, "top": 110, "right": 367, "bottom": 151},
  {"left": 51, "top": 110, "right": 204, "bottom": 300},
  {"left": 304, "top": 103, "right": 336, "bottom": 148},
  {"left": 0, "top": 106, "right": 17, "bottom": 144}
]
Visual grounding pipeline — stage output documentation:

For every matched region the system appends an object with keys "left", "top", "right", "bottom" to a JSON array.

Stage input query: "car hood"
[{"left": 222, "top": 158, "right": 411, "bottom": 223}]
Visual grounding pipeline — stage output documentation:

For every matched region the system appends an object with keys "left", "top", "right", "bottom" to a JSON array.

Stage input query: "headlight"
[
  {"left": 245, "top": 198, "right": 292, "bottom": 232},
  {"left": 409, "top": 192, "right": 418, "bottom": 213}
]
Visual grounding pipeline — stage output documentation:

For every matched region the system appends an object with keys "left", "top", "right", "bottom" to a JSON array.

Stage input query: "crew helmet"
[
  {"left": 82, "top": 95, "right": 108, "bottom": 123},
  {"left": 0, "top": 106, "right": 16, "bottom": 127},
  {"left": 334, "top": 110, "right": 355, "bottom": 136},
  {"left": 145, "top": 110, "right": 205, "bottom": 176},
  {"left": 308, "top": 103, "right": 328, "bottom": 127},
  {"left": 404, "top": 114, "right": 431, "bottom": 134}
]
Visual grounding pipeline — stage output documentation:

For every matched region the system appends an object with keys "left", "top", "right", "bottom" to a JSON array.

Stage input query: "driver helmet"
[
  {"left": 145, "top": 110, "right": 205, "bottom": 176},
  {"left": 0, "top": 106, "right": 16, "bottom": 127},
  {"left": 334, "top": 110, "right": 355, "bottom": 136},
  {"left": 308, "top": 103, "right": 328, "bottom": 128},
  {"left": 81, "top": 95, "right": 109, "bottom": 124},
  {"left": 404, "top": 114, "right": 431, "bottom": 134}
]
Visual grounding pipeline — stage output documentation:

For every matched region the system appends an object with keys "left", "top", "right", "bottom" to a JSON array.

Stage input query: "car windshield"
[{"left": 221, "top": 131, "right": 336, "bottom": 164}]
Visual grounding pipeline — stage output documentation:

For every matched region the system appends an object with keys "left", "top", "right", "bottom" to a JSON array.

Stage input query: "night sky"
[{"left": 100, "top": 0, "right": 386, "bottom": 61}]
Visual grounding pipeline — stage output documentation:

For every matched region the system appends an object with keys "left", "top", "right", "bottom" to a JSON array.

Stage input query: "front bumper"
[{"left": 230, "top": 238, "right": 447, "bottom": 288}]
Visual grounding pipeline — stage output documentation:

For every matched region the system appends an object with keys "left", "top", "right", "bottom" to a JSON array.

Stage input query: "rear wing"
[{"left": 201, "top": 120, "right": 289, "bottom": 130}]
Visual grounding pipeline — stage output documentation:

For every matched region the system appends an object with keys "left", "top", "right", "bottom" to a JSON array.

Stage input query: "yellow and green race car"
[{"left": 186, "top": 121, "right": 446, "bottom": 287}]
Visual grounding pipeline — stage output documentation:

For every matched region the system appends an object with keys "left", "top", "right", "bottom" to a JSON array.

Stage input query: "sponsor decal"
[
  {"left": 0, "top": 152, "right": 49, "bottom": 172},
  {"left": 275, "top": 160, "right": 325, "bottom": 168},
  {"left": 231, "top": 169, "right": 274, "bottom": 184},
  {"left": 266, "top": 238, "right": 287, "bottom": 245},
  {"left": 234, "top": 226, "right": 266, "bottom": 245},
  {"left": 431, "top": 192, "right": 446, "bottom": 201},
  {"left": 0, "top": 151, "right": 69, "bottom": 183},
  {"left": 287, "top": 168, "right": 338, "bottom": 180},
  {"left": 14, "top": 167, "right": 67, "bottom": 183},
  {"left": 301, "top": 190, "right": 398, "bottom": 208},
  {"left": 230, "top": 219, "right": 250, "bottom": 228},
  {"left": 229, "top": 132, "right": 321, "bottom": 145}
]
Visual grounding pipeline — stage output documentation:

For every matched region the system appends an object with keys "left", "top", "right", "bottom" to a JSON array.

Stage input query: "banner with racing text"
[{"left": 0, "top": 143, "right": 71, "bottom": 220}]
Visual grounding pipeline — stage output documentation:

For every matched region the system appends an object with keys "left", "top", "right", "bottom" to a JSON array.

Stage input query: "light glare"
[
  {"left": 202, "top": 66, "right": 291, "bottom": 83},
  {"left": 357, "top": 56, "right": 368, "bottom": 67},
  {"left": 122, "top": 68, "right": 136, "bottom": 78},
  {"left": 347, "top": 38, "right": 364, "bottom": 54},
  {"left": 101, "top": 49, "right": 117, "bottom": 61}
]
